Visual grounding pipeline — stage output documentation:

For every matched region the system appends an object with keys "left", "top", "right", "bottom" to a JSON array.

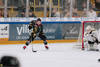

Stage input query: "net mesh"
[{"left": 75, "top": 21, "right": 100, "bottom": 50}]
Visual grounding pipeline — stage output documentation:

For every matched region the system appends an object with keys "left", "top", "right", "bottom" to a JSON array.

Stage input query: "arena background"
[
  {"left": 0, "top": 0, "right": 100, "bottom": 44},
  {"left": 0, "top": 17, "right": 99, "bottom": 44}
]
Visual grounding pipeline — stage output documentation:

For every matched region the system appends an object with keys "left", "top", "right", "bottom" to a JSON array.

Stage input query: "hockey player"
[
  {"left": 84, "top": 25, "right": 99, "bottom": 51},
  {"left": 23, "top": 18, "right": 49, "bottom": 50}
]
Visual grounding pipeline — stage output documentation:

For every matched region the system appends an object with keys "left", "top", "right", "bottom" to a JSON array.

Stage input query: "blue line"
[
  {"left": 0, "top": 21, "right": 81, "bottom": 24},
  {"left": 42, "top": 21, "right": 81, "bottom": 24},
  {"left": 0, "top": 22, "right": 29, "bottom": 24}
]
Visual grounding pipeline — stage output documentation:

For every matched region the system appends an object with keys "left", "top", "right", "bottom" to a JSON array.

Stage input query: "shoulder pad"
[
  {"left": 31, "top": 20, "right": 36, "bottom": 23},
  {"left": 30, "top": 20, "right": 36, "bottom": 25}
]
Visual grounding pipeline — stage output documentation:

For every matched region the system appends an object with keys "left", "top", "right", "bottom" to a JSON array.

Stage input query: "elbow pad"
[{"left": 29, "top": 26, "right": 32, "bottom": 30}]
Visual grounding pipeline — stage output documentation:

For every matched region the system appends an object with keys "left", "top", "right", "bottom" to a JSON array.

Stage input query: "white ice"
[{"left": 0, "top": 43, "right": 100, "bottom": 67}]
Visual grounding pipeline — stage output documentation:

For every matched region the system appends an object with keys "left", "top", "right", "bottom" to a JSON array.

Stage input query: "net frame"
[{"left": 82, "top": 21, "right": 100, "bottom": 50}]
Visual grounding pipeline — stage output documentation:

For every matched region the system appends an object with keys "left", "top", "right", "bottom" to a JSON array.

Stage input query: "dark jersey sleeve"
[
  {"left": 29, "top": 20, "right": 36, "bottom": 30},
  {"left": 39, "top": 24, "right": 43, "bottom": 34}
]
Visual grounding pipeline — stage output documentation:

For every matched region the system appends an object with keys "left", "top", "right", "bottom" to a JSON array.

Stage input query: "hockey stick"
[{"left": 30, "top": 34, "right": 37, "bottom": 52}]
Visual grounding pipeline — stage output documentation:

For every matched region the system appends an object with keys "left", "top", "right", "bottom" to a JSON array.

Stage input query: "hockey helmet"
[
  {"left": 37, "top": 18, "right": 41, "bottom": 21},
  {"left": 0, "top": 56, "right": 20, "bottom": 67},
  {"left": 86, "top": 25, "right": 92, "bottom": 31}
]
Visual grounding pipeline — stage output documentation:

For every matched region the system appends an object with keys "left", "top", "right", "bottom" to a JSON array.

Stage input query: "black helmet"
[
  {"left": 37, "top": 18, "right": 41, "bottom": 21},
  {"left": 0, "top": 56, "right": 20, "bottom": 67}
]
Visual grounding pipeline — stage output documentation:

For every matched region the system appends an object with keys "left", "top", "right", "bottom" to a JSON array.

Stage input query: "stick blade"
[{"left": 32, "top": 50, "right": 37, "bottom": 52}]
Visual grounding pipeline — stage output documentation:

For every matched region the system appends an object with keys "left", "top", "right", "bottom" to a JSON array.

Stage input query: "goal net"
[{"left": 76, "top": 21, "right": 100, "bottom": 50}]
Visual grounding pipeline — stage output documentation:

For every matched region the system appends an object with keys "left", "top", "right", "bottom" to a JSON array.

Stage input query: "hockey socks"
[
  {"left": 23, "top": 41, "right": 31, "bottom": 50},
  {"left": 44, "top": 40, "right": 49, "bottom": 50},
  {"left": 26, "top": 41, "right": 30, "bottom": 46}
]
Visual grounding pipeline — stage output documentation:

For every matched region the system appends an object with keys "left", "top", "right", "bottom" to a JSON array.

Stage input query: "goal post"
[{"left": 80, "top": 21, "right": 100, "bottom": 50}]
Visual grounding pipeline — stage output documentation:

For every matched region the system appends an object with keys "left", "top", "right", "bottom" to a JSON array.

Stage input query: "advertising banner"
[
  {"left": 9, "top": 21, "right": 81, "bottom": 40},
  {"left": 61, "top": 23, "right": 81, "bottom": 39},
  {"left": 0, "top": 24, "right": 9, "bottom": 38},
  {"left": 9, "top": 24, "right": 29, "bottom": 40}
]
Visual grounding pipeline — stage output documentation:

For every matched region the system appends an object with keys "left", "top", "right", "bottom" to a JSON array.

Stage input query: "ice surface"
[{"left": 0, "top": 43, "right": 100, "bottom": 67}]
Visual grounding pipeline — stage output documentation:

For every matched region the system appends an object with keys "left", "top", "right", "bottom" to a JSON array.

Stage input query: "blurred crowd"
[
  {"left": 50, "top": 1, "right": 98, "bottom": 18},
  {"left": 0, "top": 0, "right": 100, "bottom": 18},
  {"left": 50, "top": 0, "right": 100, "bottom": 17}
]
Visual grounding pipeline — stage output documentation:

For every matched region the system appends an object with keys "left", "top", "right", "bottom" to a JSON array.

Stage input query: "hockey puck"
[
  {"left": 98, "top": 59, "right": 100, "bottom": 62},
  {"left": 32, "top": 50, "right": 37, "bottom": 52}
]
